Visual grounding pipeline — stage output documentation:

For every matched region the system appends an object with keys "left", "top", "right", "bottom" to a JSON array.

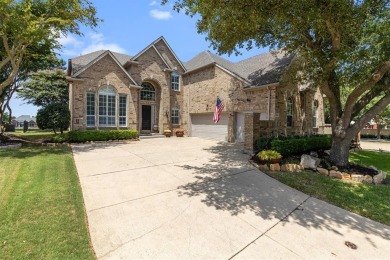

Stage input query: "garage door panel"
[{"left": 191, "top": 113, "right": 228, "bottom": 141}]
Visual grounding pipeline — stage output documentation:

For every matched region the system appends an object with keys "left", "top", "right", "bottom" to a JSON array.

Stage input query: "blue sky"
[{"left": 10, "top": 0, "right": 267, "bottom": 117}]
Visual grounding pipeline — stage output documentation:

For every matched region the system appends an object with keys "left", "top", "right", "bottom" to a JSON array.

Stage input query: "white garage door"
[{"left": 191, "top": 113, "right": 228, "bottom": 141}]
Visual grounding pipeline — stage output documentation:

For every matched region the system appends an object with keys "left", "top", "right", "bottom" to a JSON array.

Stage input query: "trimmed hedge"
[
  {"left": 68, "top": 130, "right": 139, "bottom": 142},
  {"left": 256, "top": 135, "right": 332, "bottom": 156},
  {"left": 361, "top": 134, "right": 390, "bottom": 140}
]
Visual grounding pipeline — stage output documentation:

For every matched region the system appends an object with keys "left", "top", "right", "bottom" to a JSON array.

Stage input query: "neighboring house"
[
  {"left": 67, "top": 36, "right": 325, "bottom": 151},
  {"left": 12, "top": 115, "right": 37, "bottom": 127}
]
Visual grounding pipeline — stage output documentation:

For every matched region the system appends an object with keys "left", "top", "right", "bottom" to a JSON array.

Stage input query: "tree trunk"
[{"left": 329, "top": 136, "right": 352, "bottom": 166}]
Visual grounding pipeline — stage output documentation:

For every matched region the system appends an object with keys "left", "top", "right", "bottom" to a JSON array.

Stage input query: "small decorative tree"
[{"left": 36, "top": 103, "right": 70, "bottom": 134}]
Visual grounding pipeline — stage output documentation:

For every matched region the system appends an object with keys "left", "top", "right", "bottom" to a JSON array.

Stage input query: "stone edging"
[{"left": 250, "top": 160, "right": 387, "bottom": 185}]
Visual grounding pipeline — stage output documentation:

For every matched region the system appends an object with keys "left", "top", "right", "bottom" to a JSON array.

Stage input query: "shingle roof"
[
  {"left": 70, "top": 46, "right": 294, "bottom": 87},
  {"left": 70, "top": 50, "right": 132, "bottom": 75},
  {"left": 184, "top": 51, "right": 236, "bottom": 73},
  {"left": 184, "top": 50, "right": 295, "bottom": 87},
  {"left": 235, "top": 51, "right": 295, "bottom": 86}
]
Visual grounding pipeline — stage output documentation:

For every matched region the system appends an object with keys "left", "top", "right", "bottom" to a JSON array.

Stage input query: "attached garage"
[{"left": 190, "top": 113, "right": 228, "bottom": 141}]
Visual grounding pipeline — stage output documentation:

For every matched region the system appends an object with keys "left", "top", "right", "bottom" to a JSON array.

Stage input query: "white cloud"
[
  {"left": 149, "top": 1, "right": 157, "bottom": 6},
  {"left": 80, "top": 32, "right": 126, "bottom": 54},
  {"left": 58, "top": 32, "right": 127, "bottom": 58},
  {"left": 150, "top": 9, "right": 172, "bottom": 20}
]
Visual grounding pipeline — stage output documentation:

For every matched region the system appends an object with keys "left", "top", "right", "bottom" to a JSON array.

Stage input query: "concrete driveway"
[{"left": 72, "top": 137, "right": 389, "bottom": 259}]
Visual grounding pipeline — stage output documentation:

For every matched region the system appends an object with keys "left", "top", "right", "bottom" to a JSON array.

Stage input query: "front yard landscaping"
[
  {"left": 0, "top": 145, "right": 95, "bottom": 259},
  {"left": 265, "top": 150, "right": 390, "bottom": 225}
]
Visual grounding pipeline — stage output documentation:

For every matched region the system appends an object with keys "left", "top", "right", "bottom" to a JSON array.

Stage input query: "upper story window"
[
  {"left": 313, "top": 100, "right": 319, "bottom": 128},
  {"left": 141, "top": 83, "right": 155, "bottom": 101},
  {"left": 287, "top": 97, "right": 293, "bottom": 128},
  {"left": 171, "top": 71, "right": 180, "bottom": 91}
]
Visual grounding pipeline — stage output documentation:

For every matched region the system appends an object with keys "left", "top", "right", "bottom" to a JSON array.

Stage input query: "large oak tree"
[
  {"left": 164, "top": 0, "right": 390, "bottom": 166},
  {"left": 0, "top": 0, "right": 100, "bottom": 97}
]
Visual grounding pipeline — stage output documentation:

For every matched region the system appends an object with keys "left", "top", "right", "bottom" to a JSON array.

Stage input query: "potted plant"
[
  {"left": 257, "top": 150, "right": 283, "bottom": 164},
  {"left": 163, "top": 129, "right": 172, "bottom": 137},
  {"left": 175, "top": 128, "right": 184, "bottom": 137}
]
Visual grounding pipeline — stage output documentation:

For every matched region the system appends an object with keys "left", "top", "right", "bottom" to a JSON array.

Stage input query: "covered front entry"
[
  {"left": 140, "top": 82, "right": 160, "bottom": 134},
  {"left": 190, "top": 113, "right": 228, "bottom": 141}
]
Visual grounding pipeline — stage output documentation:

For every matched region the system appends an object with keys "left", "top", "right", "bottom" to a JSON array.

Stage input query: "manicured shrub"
[
  {"left": 68, "top": 130, "right": 139, "bottom": 142},
  {"left": 255, "top": 135, "right": 332, "bottom": 156},
  {"left": 50, "top": 133, "right": 68, "bottom": 143},
  {"left": 36, "top": 103, "right": 70, "bottom": 134},
  {"left": 257, "top": 150, "right": 282, "bottom": 160}
]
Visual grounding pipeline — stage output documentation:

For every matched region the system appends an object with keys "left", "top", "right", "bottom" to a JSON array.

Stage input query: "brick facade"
[{"left": 67, "top": 37, "right": 325, "bottom": 151}]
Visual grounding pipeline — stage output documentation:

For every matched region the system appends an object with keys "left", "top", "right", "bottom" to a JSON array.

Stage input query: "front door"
[{"left": 141, "top": 105, "right": 152, "bottom": 131}]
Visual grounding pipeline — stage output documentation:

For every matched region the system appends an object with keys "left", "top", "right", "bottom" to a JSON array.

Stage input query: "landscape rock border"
[{"left": 251, "top": 153, "right": 387, "bottom": 185}]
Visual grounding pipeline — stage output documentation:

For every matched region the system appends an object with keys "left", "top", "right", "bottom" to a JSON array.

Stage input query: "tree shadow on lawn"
[{"left": 175, "top": 142, "right": 390, "bottom": 245}]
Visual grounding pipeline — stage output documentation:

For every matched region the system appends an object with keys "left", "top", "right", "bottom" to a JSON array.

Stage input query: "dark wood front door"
[{"left": 141, "top": 105, "right": 152, "bottom": 131}]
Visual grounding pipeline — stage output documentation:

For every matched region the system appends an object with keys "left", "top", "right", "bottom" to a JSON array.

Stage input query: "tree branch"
[
  {"left": 351, "top": 84, "right": 388, "bottom": 119},
  {"left": 343, "top": 61, "right": 390, "bottom": 124},
  {"left": 351, "top": 94, "right": 390, "bottom": 134}
]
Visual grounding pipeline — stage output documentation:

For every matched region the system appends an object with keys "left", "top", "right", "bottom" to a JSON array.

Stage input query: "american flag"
[{"left": 213, "top": 97, "right": 225, "bottom": 123}]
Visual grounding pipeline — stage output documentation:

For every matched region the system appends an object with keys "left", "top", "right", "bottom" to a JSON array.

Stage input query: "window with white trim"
[
  {"left": 99, "top": 86, "right": 116, "bottom": 127},
  {"left": 119, "top": 95, "right": 127, "bottom": 127},
  {"left": 287, "top": 97, "right": 293, "bottom": 128},
  {"left": 141, "top": 83, "right": 156, "bottom": 101},
  {"left": 313, "top": 100, "right": 318, "bottom": 128},
  {"left": 171, "top": 71, "right": 180, "bottom": 91},
  {"left": 171, "top": 107, "right": 180, "bottom": 125},
  {"left": 86, "top": 93, "right": 95, "bottom": 127}
]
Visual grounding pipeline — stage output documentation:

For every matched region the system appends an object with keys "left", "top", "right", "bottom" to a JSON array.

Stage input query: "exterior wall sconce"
[
  {"left": 206, "top": 104, "right": 209, "bottom": 110},
  {"left": 165, "top": 110, "right": 169, "bottom": 117}
]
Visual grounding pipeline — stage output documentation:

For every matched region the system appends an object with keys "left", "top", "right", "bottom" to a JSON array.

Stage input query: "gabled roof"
[
  {"left": 70, "top": 50, "right": 137, "bottom": 86},
  {"left": 131, "top": 36, "right": 187, "bottom": 71},
  {"left": 70, "top": 50, "right": 132, "bottom": 75},
  {"left": 184, "top": 50, "right": 295, "bottom": 87}
]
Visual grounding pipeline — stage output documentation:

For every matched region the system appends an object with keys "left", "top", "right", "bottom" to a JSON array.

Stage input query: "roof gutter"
[{"left": 243, "top": 82, "right": 279, "bottom": 91}]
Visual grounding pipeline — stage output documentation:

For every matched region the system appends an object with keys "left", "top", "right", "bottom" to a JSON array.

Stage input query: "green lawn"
[
  {"left": 350, "top": 150, "right": 390, "bottom": 173},
  {"left": 0, "top": 145, "right": 95, "bottom": 259},
  {"left": 266, "top": 150, "right": 390, "bottom": 225}
]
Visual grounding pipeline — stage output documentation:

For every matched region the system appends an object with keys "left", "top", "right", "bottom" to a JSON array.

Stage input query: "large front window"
[
  {"left": 99, "top": 86, "right": 116, "bottom": 126},
  {"left": 141, "top": 83, "right": 155, "bottom": 101},
  {"left": 86, "top": 93, "right": 95, "bottom": 127}
]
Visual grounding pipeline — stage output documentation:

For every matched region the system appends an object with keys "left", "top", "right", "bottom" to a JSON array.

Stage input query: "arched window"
[
  {"left": 171, "top": 106, "right": 180, "bottom": 125},
  {"left": 99, "top": 86, "right": 116, "bottom": 126},
  {"left": 313, "top": 100, "right": 319, "bottom": 128},
  {"left": 287, "top": 97, "right": 293, "bottom": 127},
  {"left": 141, "top": 83, "right": 156, "bottom": 101}
]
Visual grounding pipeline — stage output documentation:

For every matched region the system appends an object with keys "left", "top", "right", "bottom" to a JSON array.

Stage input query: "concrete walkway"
[
  {"left": 360, "top": 140, "right": 390, "bottom": 152},
  {"left": 72, "top": 138, "right": 389, "bottom": 259}
]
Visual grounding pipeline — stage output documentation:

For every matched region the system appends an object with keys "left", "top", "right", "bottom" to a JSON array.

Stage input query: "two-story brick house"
[{"left": 67, "top": 36, "right": 325, "bottom": 151}]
